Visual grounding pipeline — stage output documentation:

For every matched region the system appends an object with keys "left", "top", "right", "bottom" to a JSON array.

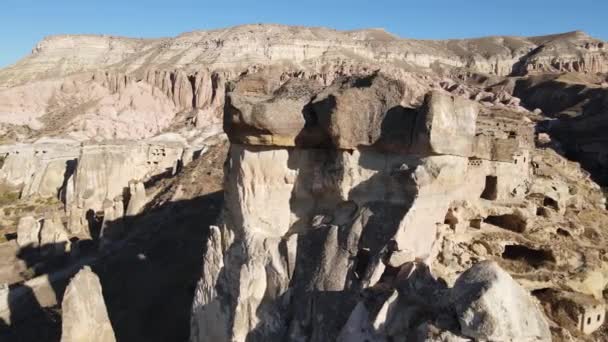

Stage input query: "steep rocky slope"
[{"left": 0, "top": 24, "right": 607, "bottom": 342}]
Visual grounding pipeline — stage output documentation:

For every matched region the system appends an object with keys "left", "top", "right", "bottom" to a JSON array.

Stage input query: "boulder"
[
  {"left": 39, "top": 213, "right": 71, "bottom": 256},
  {"left": 61, "top": 266, "right": 116, "bottom": 342},
  {"left": 451, "top": 261, "right": 551, "bottom": 341},
  {"left": 312, "top": 73, "right": 408, "bottom": 149},
  {"left": 16, "top": 216, "right": 41, "bottom": 248},
  {"left": 225, "top": 73, "right": 480, "bottom": 156},
  {"left": 412, "top": 91, "right": 478, "bottom": 157},
  {"left": 225, "top": 76, "right": 323, "bottom": 146}
]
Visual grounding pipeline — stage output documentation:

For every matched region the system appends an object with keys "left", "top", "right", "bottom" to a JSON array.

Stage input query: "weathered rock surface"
[
  {"left": 39, "top": 212, "right": 71, "bottom": 256},
  {"left": 511, "top": 73, "right": 608, "bottom": 184},
  {"left": 2, "top": 26, "right": 605, "bottom": 89},
  {"left": 16, "top": 216, "right": 41, "bottom": 248},
  {"left": 452, "top": 261, "right": 551, "bottom": 341},
  {"left": 311, "top": 73, "right": 406, "bottom": 149},
  {"left": 190, "top": 73, "right": 537, "bottom": 342},
  {"left": 61, "top": 266, "right": 116, "bottom": 342},
  {"left": 125, "top": 181, "right": 146, "bottom": 216}
]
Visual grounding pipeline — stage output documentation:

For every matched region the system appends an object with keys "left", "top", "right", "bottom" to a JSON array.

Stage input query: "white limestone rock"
[
  {"left": 451, "top": 261, "right": 551, "bottom": 342},
  {"left": 125, "top": 181, "right": 146, "bottom": 216},
  {"left": 16, "top": 216, "right": 41, "bottom": 248},
  {"left": 39, "top": 213, "right": 71, "bottom": 256},
  {"left": 61, "top": 266, "right": 116, "bottom": 342}
]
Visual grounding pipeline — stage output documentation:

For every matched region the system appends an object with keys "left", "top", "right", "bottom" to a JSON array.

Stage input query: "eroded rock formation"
[
  {"left": 61, "top": 266, "right": 116, "bottom": 342},
  {"left": 190, "top": 72, "right": 542, "bottom": 341},
  {"left": 0, "top": 24, "right": 608, "bottom": 342}
]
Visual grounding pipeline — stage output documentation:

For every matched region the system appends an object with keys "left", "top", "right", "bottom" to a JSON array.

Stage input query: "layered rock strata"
[{"left": 2, "top": 26, "right": 607, "bottom": 88}]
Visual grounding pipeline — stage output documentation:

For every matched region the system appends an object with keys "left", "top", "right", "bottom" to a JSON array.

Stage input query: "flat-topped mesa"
[
  {"left": 191, "top": 73, "right": 534, "bottom": 342},
  {"left": 0, "top": 35, "right": 154, "bottom": 86},
  {"left": 0, "top": 26, "right": 604, "bottom": 143},
  {"left": 515, "top": 31, "right": 608, "bottom": 75},
  {"left": 3, "top": 25, "right": 608, "bottom": 88}
]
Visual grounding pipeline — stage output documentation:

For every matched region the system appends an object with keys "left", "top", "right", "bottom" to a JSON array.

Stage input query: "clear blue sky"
[{"left": 2, "top": 0, "right": 607, "bottom": 67}]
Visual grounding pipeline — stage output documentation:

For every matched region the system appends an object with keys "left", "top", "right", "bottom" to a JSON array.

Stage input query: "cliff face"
[
  {"left": 190, "top": 73, "right": 558, "bottom": 341},
  {"left": 2, "top": 25, "right": 607, "bottom": 88},
  {"left": 513, "top": 73, "right": 608, "bottom": 184}
]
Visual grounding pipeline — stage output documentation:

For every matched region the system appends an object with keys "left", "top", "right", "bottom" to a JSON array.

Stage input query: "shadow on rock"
[
  {"left": 93, "top": 191, "right": 223, "bottom": 342},
  {"left": 0, "top": 191, "right": 223, "bottom": 342}
]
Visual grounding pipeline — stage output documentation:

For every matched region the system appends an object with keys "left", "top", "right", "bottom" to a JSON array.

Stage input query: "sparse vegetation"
[{"left": 0, "top": 191, "right": 19, "bottom": 206}]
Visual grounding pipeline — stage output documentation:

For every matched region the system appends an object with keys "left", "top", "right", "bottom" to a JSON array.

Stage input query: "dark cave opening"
[
  {"left": 502, "top": 244, "right": 555, "bottom": 268},
  {"left": 536, "top": 206, "right": 549, "bottom": 217},
  {"left": 543, "top": 196, "right": 559, "bottom": 211},
  {"left": 444, "top": 209, "right": 459, "bottom": 230},
  {"left": 485, "top": 214, "right": 527, "bottom": 233},
  {"left": 480, "top": 175, "right": 498, "bottom": 200},
  {"left": 354, "top": 249, "right": 371, "bottom": 280}
]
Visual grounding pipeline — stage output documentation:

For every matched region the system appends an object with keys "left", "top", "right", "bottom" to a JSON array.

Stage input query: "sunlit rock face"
[{"left": 190, "top": 73, "right": 536, "bottom": 341}]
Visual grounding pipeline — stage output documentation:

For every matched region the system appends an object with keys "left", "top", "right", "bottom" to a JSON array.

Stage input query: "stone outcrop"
[
  {"left": 512, "top": 73, "right": 608, "bottom": 184},
  {"left": 61, "top": 266, "right": 116, "bottom": 342},
  {"left": 99, "top": 197, "right": 125, "bottom": 245},
  {"left": 0, "top": 140, "right": 79, "bottom": 198},
  {"left": 0, "top": 137, "right": 210, "bottom": 239},
  {"left": 17, "top": 140, "right": 187, "bottom": 234},
  {"left": 514, "top": 31, "right": 608, "bottom": 75},
  {"left": 0, "top": 73, "right": 179, "bottom": 140},
  {"left": 16, "top": 216, "right": 41, "bottom": 248},
  {"left": 143, "top": 69, "right": 225, "bottom": 113},
  {"left": 16, "top": 213, "right": 70, "bottom": 254},
  {"left": 39, "top": 212, "right": 71, "bottom": 256},
  {"left": 452, "top": 261, "right": 551, "bottom": 341},
  {"left": 190, "top": 73, "right": 537, "bottom": 341},
  {"left": 125, "top": 181, "right": 146, "bottom": 216},
  {"left": 0, "top": 261, "right": 91, "bottom": 325}
]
